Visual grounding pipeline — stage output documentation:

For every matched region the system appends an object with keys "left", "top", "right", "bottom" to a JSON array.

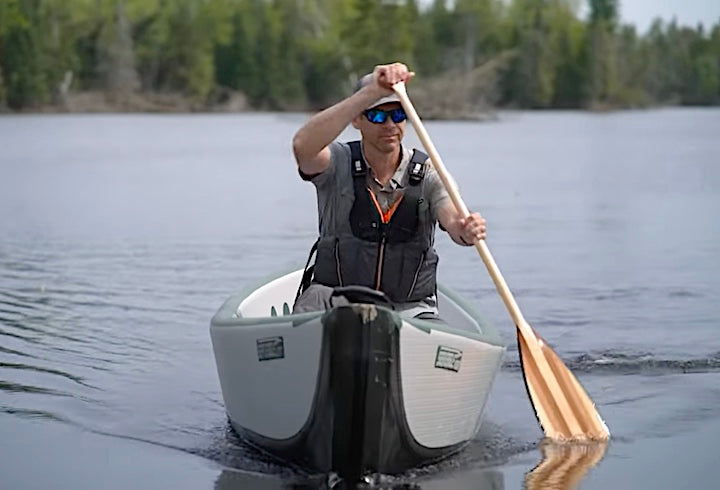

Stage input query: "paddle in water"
[{"left": 392, "top": 81, "right": 609, "bottom": 441}]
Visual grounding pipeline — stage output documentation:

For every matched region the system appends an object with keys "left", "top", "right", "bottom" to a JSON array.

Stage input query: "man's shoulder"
[
  {"left": 307, "top": 141, "right": 353, "bottom": 188},
  {"left": 329, "top": 140, "right": 354, "bottom": 161},
  {"left": 328, "top": 141, "right": 355, "bottom": 176},
  {"left": 333, "top": 140, "right": 357, "bottom": 157}
]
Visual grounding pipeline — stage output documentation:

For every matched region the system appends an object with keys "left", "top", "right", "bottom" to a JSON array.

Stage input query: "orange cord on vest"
[{"left": 367, "top": 188, "right": 404, "bottom": 224}]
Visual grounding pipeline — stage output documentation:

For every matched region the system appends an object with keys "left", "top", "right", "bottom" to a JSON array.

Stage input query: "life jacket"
[{"left": 302, "top": 141, "right": 439, "bottom": 303}]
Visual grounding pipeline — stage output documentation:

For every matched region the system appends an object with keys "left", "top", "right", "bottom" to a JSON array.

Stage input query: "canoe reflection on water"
[
  {"left": 211, "top": 466, "right": 505, "bottom": 489},
  {"left": 208, "top": 438, "right": 607, "bottom": 490},
  {"left": 525, "top": 439, "right": 608, "bottom": 490}
]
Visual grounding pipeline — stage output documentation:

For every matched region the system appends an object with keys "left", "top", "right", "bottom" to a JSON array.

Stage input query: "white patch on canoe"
[{"left": 399, "top": 322, "right": 504, "bottom": 448}]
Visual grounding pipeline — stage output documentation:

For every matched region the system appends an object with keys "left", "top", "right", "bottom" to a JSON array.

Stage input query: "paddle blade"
[{"left": 517, "top": 326, "right": 609, "bottom": 441}]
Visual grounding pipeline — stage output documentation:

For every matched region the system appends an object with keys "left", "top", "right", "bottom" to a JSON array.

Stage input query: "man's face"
[{"left": 352, "top": 102, "right": 406, "bottom": 154}]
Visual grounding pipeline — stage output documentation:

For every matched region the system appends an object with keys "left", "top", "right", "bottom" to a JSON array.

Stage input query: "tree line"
[{"left": 1, "top": 0, "right": 719, "bottom": 113}]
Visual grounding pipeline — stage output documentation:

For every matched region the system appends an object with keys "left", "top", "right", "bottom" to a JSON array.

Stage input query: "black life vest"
[{"left": 297, "top": 141, "right": 439, "bottom": 304}]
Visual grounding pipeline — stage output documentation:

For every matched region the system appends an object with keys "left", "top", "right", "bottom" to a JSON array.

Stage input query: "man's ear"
[{"left": 351, "top": 114, "right": 362, "bottom": 130}]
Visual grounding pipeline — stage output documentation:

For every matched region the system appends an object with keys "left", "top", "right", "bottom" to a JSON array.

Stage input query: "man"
[{"left": 292, "top": 62, "right": 486, "bottom": 319}]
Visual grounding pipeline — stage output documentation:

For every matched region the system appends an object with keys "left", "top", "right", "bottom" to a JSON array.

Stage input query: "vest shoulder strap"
[
  {"left": 348, "top": 140, "right": 366, "bottom": 178},
  {"left": 408, "top": 149, "right": 428, "bottom": 186}
]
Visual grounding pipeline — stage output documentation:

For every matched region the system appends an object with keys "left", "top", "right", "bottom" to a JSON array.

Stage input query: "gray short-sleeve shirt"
[{"left": 309, "top": 141, "right": 451, "bottom": 236}]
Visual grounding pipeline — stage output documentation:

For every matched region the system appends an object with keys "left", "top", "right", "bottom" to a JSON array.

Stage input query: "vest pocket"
[
  {"left": 314, "top": 237, "right": 341, "bottom": 287},
  {"left": 377, "top": 245, "right": 437, "bottom": 302},
  {"left": 405, "top": 249, "right": 438, "bottom": 301},
  {"left": 407, "top": 251, "right": 426, "bottom": 299},
  {"left": 336, "top": 238, "right": 376, "bottom": 290}
]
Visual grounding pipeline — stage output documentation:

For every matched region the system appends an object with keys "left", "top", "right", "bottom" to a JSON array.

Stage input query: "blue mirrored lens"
[
  {"left": 390, "top": 108, "right": 407, "bottom": 123},
  {"left": 365, "top": 108, "right": 407, "bottom": 124},
  {"left": 366, "top": 109, "right": 387, "bottom": 123}
]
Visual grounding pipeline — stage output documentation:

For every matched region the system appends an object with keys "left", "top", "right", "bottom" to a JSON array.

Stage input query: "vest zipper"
[
  {"left": 366, "top": 189, "right": 403, "bottom": 293},
  {"left": 407, "top": 251, "right": 426, "bottom": 299},
  {"left": 335, "top": 238, "right": 343, "bottom": 286}
]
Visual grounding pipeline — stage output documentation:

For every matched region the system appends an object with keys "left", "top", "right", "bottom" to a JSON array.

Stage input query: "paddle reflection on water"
[{"left": 524, "top": 439, "right": 608, "bottom": 490}]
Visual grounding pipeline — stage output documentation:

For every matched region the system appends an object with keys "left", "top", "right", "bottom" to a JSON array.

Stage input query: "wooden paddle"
[{"left": 392, "top": 81, "right": 610, "bottom": 441}]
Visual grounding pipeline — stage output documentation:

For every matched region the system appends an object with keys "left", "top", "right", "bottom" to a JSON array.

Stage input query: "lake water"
[{"left": 1, "top": 109, "right": 719, "bottom": 489}]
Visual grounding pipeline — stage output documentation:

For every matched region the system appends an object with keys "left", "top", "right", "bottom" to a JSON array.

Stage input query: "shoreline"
[{"left": 2, "top": 90, "right": 714, "bottom": 119}]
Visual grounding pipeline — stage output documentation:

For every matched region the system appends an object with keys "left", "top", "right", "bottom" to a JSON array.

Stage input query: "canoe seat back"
[{"left": 238, "top": 270, "right": 304, "bottom": 318}]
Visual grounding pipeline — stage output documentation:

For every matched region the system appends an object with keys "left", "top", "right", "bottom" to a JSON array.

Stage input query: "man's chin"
[{"left": 378, "top": 138, "right": 400, "bottom": 151}]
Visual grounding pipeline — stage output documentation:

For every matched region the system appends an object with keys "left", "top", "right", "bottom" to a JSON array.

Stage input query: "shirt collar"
[{"left": 367, "top": 146, "right": 408, "bottom": 190}]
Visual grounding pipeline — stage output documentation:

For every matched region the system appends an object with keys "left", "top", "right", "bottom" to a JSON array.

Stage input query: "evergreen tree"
[
  {"left": 588, "top": 0, "right": 619, "bottom": 106},
  {"left": 98, "top": 1, "right": 140, "bottom": 102},
  {"left": 1, "top": 0, "right": 49, "bottom": 108}
]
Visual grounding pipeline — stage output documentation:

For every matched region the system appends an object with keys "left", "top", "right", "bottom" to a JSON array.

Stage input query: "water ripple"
[
  {"left": 0, "top": 362, "right": 94, "bottom": 388},
  {"left": 0, "top": 406, "right": 70, "bottom": 422},
  {"left": 0, "top": 327, "right": 40, "bottom": 344},
  {"left": 0, "top": 346, "right": 36, "bottom": 358},
  {"left": 0, "top": 381, "right": 73, "bottom": 397},
  {"left": 503, "top": 350, "right": 720, "bottom": 375}
]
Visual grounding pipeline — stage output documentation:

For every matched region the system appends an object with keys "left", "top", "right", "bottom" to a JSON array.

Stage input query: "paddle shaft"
[
  {"left": 393, "top": 82, "right": 610, "bottom": 441},
  {"left": 393, "top": 82, "right": 530, "bottom": 336}
]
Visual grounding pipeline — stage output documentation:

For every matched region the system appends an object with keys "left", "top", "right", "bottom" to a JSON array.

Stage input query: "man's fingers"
[{"left": 376, "top": 63, "right": 413, "bottom": 87}]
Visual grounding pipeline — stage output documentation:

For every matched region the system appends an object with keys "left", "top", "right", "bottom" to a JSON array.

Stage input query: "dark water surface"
[{"left": 1, "top": 109, "right": 719, "bottom": 489}]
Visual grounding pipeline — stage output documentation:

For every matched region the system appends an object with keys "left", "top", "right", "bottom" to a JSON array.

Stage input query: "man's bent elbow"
[
  {"left": 292, "top": 132, "right": 307, "bottom": 164},
  {"left": 292, "top": 133, "right": 329, "bottom": 175}
]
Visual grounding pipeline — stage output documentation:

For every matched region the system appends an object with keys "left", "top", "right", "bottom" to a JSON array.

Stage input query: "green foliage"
[
  {"left": 0, "top": 0, "right": 718, "bottom": 110},
  {"left": 589, "top": 0, "right": 618, "bottom": 29},
  {"left": 502, "top": 0, "right": 577, "bottom": 108},
  {"left": 551, "top": 11, "right": 589, "bottom": 107},
  {"left": 214, "top": 1, "right": 261, "bottom": 96},
  {"left": 343, "top": 0, "right": 415, "bottom": 75},
  {"left": 1, "top": 0, "right": 49, "bottom": 108}
]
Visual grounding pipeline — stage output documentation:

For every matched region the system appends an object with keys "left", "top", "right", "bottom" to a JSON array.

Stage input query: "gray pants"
[
  {"left": 293, "top": 283, "right": 443, "bottom": 323},
  {"left": 293, "top": 284, "right": 350, "bottom": 313}
]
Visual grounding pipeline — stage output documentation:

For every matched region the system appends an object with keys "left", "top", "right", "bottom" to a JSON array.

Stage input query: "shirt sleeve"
[
  {"left": 425, "top": 162, "right": 456, "bottom": 222},
  {"left": 303, "top": 141, "right": 346, "bottom": 191}
]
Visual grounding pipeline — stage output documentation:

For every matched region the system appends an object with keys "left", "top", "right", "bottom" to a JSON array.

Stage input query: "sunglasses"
[{"left": 364, "top": 107, "right": 407, "bottom": 124}]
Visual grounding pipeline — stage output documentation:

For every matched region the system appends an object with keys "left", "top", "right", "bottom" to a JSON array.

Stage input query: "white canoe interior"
[
  {"left": 235, "top": 269, "right": 495, "bottom": 337},
  {"left": 236, "top": 269, "right": 304, "bottom": 318}
]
